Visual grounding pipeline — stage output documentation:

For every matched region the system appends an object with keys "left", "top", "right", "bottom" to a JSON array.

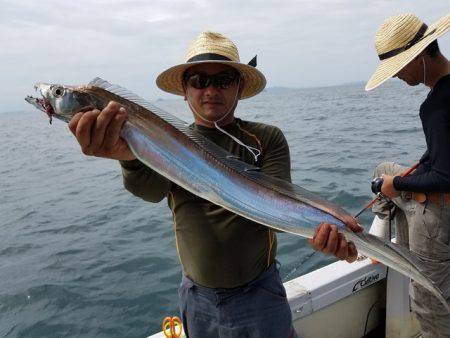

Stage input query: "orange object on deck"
[{"left": 162, "top": 316, "right": 182, "bottom": 338}]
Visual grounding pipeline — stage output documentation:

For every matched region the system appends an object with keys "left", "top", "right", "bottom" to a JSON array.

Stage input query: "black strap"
[
  {"left": 378, "top": 24, "right": 435, "bottom": 60},
  {"left": 248, "top": 55, "right": 257, "bottom": 67},
  {"left": 187, "top": 53, "right": 259, "bottom": 69},
  {"left": 187, "top": 53, "right": 231, "bottom": 63}
]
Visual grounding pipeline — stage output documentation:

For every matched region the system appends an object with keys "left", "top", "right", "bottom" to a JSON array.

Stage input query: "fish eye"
[{"left": 51, "top": 86, "right": 65, "bottom": 97}]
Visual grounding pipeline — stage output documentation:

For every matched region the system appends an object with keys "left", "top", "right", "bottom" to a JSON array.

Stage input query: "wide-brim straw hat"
[
  {"left": 156, "top": 31, "right": 266, "bottom": 99},
  {"left": 366, "top": 13, "right": 450, "bottom": 91}
]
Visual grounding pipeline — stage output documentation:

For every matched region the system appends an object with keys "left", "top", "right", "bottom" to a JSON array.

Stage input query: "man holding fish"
[
  {"left": 27, "top": 25, "right": 450, "bottom": 337},
  {"left": 66, "top": 31, "right": 360, "bottom": 337}
]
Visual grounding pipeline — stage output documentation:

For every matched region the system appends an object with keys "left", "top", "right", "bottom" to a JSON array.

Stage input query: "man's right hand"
[{"left": 68, "top": 101, "right": 136, "bottom": 161}]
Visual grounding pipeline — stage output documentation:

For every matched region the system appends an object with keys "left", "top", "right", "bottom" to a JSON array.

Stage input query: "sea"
[{"left": 0, "top": 80, "right": 428, "bottom": 337}]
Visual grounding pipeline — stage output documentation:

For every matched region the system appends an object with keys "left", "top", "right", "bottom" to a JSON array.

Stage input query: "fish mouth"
[{"left": 25, "top": 91, "right": 55, "bottom": 123}]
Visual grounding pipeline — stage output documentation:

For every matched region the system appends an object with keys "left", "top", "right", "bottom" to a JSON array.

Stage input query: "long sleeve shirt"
[{"left": 394, "top": 74, "right": 450, "bottom": 192}]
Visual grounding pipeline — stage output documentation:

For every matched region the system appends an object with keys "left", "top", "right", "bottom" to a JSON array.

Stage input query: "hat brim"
[
  {"left": 156, "top": 60, "right": 266, "bottom": 99},
  {"left": 366, "top": 14, "right": 450, "bottom": 91}
]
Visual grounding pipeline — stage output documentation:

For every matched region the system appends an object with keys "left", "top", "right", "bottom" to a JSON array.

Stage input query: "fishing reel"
[
  {"left": 371, "top": 177, "right": 384, "bottom": 194},
  {"left": 353, "top": 177, "right": 389, "bottom": 218},
  {"left": 371, "top": 177, "right": 392, "bottom": 202}
]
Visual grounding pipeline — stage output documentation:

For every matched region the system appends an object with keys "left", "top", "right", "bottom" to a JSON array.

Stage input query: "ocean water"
[{"left": 0, "top": 80, "right": 427, "bottom": 337}]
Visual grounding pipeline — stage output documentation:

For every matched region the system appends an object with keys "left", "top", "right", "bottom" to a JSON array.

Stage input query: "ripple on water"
[{"left": 0, "top": 243, "right": 37, "bottom": 257}]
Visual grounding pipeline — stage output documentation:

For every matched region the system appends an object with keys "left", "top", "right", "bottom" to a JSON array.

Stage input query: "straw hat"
[
  {"left": 156, "top": 31, "right": 266, "bottom": 99},
  {"left": 366, "top": 13, "right": 450, "bottom": 91}
]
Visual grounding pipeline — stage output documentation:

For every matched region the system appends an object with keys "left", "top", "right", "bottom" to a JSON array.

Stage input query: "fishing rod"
[{"left": 354, "top": 161, "right": 420, "bottom": 219}]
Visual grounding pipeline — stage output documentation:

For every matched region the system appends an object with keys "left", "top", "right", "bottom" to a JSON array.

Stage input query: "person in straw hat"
[
  {"left": 151, "top": 31, "right": 298, "bottom": 337},
  {"left": 70, "top": 30, "right": 366, "bottom": 337},
  {"left": 365, "top": 13, "right": 450, "bottom": 337}
]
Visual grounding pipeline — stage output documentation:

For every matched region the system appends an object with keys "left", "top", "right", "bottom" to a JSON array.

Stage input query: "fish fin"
[
  {"left": 88, "top": 77, "right": 190, "bottom": 130},
  {"left": 88, "top": 77, "right": 112, "bottom": 87},
  {"left": 88, "top": 77, "right": 153, "bottom": 108}
]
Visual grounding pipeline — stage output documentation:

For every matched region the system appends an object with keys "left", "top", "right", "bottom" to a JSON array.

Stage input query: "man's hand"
[
  {"left": 308, "top": 219, "right": 362, "bottom": 263},
  {"left": 380, "top": 174, "right": 400, "bottom": 199},
  {"left": 68, "top": 101, "right": 136, "bottom": 161}
]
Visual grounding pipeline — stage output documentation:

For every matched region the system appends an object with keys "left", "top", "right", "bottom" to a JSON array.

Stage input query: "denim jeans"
[{"left": 178, "top": 263, "right": 297, "bottom": 338}]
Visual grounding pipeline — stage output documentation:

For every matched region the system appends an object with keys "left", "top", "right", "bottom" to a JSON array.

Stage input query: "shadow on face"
[
  {"left": 393, "top": 56, "right": 423, "bottom": 86},
  {"left": 183, "top": 63, "right": 243, "bottom": 126}
]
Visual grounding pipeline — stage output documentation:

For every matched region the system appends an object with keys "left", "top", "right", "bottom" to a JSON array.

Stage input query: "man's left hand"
[
  {"left": 381, "top": 174, "right": 400, "bottom": 198},
  {"left": 308, "top": 222, "right": 359, "bottom": 263}
]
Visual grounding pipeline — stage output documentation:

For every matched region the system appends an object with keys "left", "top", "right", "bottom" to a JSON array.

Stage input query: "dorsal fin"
[
  {"left": 88, "top": 77, "right": 112, "bottom": 88},
  {"left": 88, "top": 77, "right": 149, "bottom": 106},
  {"left": 88, "top": 77, "right": 190, "bottom": 129}
]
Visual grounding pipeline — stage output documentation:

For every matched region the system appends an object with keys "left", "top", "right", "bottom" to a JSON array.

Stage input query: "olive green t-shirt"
[{"left": 120, "top": 118, "right": 291, "bottom": 288}]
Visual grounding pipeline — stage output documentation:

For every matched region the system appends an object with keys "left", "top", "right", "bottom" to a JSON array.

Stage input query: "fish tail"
[{"left": 346, "top": 230, "right": 449, "bottom": 312}]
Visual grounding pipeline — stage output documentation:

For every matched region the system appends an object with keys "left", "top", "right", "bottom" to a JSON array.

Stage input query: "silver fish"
[{"left": 25, "top": 78, "right": 449, "bottom": 310}]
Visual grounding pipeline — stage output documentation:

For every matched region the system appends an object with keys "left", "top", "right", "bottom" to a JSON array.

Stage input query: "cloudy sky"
[{"left": 1, "top": 0, "right": 449, "bottom": 112}]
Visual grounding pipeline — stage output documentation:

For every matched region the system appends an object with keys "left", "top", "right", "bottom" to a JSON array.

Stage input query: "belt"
[{"left": 427, "top": 192, "right": 450, "bottom": 206}]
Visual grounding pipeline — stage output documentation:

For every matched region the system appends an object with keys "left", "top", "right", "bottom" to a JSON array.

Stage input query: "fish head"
[{"left": 25, "top": 83, "right": 96, "bottom": 123}]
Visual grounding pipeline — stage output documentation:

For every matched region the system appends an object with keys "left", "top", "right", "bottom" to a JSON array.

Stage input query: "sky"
[{"left": 1, "top": 0, "right": 449, "bottom": 112}]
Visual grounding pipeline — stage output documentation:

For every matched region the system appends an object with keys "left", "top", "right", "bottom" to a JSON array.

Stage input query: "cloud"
[{"left": 1, "top": 0, "right": 449, "bottom": 112}]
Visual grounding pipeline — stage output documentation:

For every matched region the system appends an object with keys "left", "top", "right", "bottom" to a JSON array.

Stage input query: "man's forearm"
[
  {"left": 120, "top": 160, "right": 171, "bottom": 202},
  {"left": 394, "top": 170, "right": 450, "bottom": 193}
]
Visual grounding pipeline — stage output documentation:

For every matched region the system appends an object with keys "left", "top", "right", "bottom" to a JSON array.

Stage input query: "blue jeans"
[{"left": 178, "top": 263, "right": 297, "bottom": 338}]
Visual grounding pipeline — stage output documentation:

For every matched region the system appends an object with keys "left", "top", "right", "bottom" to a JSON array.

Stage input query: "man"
[
  {"left": 69, "top": 31, "right": 295, "bottom": 337},
  {"left": 366, "top": 13, "right": 450, "bottom": 338}
]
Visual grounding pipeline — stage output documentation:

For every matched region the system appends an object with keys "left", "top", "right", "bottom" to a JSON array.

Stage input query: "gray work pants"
[{"left": 373, "top": 162, "right": 450, "bottom": 338}]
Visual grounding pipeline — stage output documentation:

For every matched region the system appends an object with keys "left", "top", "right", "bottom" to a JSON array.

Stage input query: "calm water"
[{"left": 0, "top": 80, "right": 427, "bottom": 337}]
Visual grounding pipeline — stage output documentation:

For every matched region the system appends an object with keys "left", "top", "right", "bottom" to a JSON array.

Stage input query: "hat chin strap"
[
  {"left": 422, "top": 56, "right": 426, "bottom": 85},
  {"left": 186, "top": 78, "right": 261, "bottom": 163}
]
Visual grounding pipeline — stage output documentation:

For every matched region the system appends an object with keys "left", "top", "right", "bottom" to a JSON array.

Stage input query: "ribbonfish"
[{"left": 25, "top": 78, "right": 449, "bottom": 311}]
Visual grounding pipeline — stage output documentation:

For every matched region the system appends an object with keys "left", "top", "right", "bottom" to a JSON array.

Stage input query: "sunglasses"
[{"left": 184, "top": 71, "right": 239, "bottom": 90}]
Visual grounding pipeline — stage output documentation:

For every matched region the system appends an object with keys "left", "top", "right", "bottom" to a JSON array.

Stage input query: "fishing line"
[{"left": 283, "top": 250, "right": 317, "bottom": 282}]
